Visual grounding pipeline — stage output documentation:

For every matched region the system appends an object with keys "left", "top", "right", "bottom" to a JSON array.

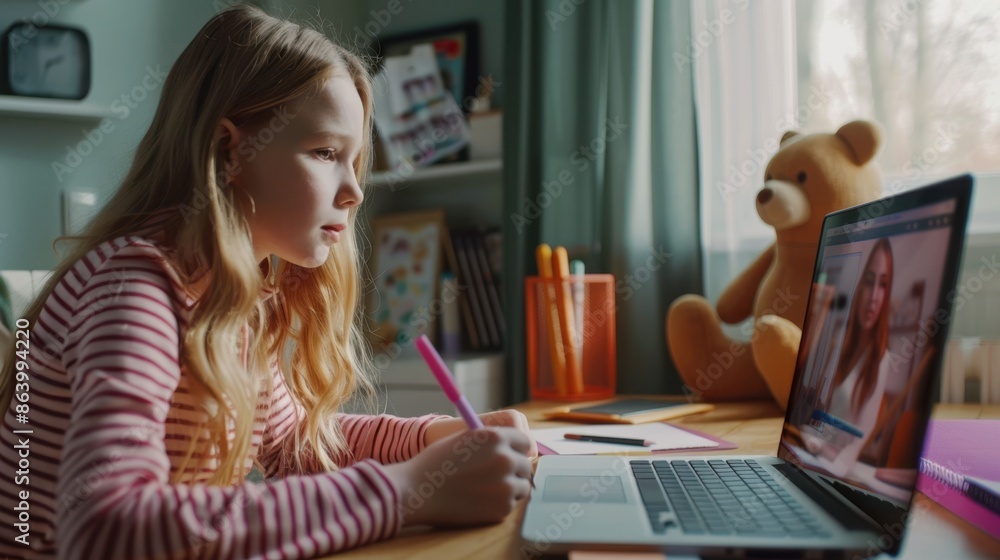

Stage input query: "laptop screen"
[{"left": 778, "top": 175, "right": 973, "bottom": 509}]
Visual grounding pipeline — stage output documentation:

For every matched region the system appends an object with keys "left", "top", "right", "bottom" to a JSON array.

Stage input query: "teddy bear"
[{"left": 667, "top": 120, "right": 885, "bottom": 410}]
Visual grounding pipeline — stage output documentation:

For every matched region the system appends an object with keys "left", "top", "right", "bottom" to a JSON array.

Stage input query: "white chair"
[
  {"left": 0, "top": 323, "right": 10, "bottom": 358},
  {"left": 0, "top": 270, "right": 54, "bottom": 367}
]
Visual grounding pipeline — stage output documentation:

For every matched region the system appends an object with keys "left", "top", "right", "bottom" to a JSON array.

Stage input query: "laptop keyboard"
[{"left": 629, "top": 459, "right": 831, "bottom": 538}]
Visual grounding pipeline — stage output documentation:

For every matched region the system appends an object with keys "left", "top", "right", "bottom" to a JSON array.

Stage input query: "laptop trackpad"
[{"left": 542, "top": 475, "right": 627, "bottom": 503}]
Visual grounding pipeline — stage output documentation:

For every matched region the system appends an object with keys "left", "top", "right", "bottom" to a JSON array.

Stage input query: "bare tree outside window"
[{"left": 795, "top": 0, "right": 1000, "bottom": 178}]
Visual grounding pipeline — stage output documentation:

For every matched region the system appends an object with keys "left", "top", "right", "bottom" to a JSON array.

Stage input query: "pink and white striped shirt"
[{"left": 0, "top": 235, "right": 445, "bottom": 559}]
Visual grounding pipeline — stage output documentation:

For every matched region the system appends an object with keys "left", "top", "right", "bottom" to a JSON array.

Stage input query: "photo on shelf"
[
  {"left": 368, "top": 209, "right": 447, "bottom": 351},
  {"left": 370, "top": 22, "right": 480, "bottom": 173},
  {"left": 371, "top": 44, "right": 471, "bottom": 174},
  {"left": 374, "top": 21, "right": 480, "bottom": 110}
]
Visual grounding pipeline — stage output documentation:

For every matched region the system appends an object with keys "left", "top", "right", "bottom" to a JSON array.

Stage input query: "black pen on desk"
[{"left": 564, "top": 434, "right": 653, "bottom": 447}]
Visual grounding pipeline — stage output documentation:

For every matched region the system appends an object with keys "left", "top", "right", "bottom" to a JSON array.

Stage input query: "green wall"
[
  {"left": 0, "top": 0, "right": 226, "bottom": 269},
  {"left": 0, "top": 0, "right": 499, "bottom": 270}
]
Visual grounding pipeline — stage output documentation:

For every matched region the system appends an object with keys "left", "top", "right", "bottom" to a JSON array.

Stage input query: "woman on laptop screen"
[{"left": 800, "top": 239, "right": 895, "bottom": 474}]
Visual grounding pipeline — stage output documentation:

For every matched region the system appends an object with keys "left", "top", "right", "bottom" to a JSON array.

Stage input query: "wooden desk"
[{"left": 331, "top": 401, "right": 1000, "bottom": 560}]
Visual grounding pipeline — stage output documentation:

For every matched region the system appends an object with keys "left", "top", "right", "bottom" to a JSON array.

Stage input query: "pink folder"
[{"left": 916, "top": 419, "right": 1000, "bottom": 541}]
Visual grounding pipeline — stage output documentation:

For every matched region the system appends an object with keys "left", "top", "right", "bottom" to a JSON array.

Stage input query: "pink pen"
[{"left": 415, "top": 335, "right": 484, "bottom": 429}]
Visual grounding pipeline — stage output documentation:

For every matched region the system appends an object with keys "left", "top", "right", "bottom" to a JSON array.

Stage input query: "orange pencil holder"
[{"left": 525, "top": 274, "right": 616, "bottom": 401}]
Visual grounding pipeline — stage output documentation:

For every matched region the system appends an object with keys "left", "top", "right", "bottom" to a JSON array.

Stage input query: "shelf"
[
  {"left": 0, "top": 96, "right": 113, "bottom": 121},
  {"left": 369, "top": 158, "right": 502, "bottom": 188}
]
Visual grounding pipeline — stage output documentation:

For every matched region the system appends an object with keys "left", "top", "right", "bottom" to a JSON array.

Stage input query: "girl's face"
[
  {"left": 223, "top": 75, "right": 365, "bottom": 267},
  {"left": 856, "top": 249, "right": 890, "bottom": 331}
]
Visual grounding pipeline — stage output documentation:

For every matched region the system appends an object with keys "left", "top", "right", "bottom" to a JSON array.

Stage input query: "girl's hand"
[
  {"left": 424, "top": 410, "right": 538, "bottom": 458},
  {"left": 382, "top": 426, "right": 534, "bottom": 527}
]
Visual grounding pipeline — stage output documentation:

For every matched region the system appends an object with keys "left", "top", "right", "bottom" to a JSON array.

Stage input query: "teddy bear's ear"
[
  {"left": 836, "top": 120, "right": 885, "bottom": 165},
  {"left": 779, "top": 130, "right": 801, "bottom": 148}
]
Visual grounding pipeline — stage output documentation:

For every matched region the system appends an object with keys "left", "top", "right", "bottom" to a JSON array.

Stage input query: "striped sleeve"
[
  {"left": 56, "top": 242, "right": 403, "bottom": 559},
  {"left": 257, "top": 361, "right": 449, "bottom": 477},
  {"left": 337, "top": 412, "right": 449, "bottom": 464}
]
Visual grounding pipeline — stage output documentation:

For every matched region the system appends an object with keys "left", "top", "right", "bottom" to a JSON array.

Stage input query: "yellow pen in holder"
[
  {"left": 535, "top": 244, "right": 567, "bottom": 395},
  {"left": 525, "top": 272, "right": 617, "bottom": 402},
  {"left": 552, "top": 246, "right": 584, "bottom": 395}
]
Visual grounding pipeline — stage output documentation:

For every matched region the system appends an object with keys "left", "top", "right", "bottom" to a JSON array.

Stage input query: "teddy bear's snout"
[{"left": 756, "top": 180, "right": 811, "bottom": 230}]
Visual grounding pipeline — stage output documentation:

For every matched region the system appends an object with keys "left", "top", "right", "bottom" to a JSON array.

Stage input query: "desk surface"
[{"left": 331, "top": 400, "right": 1000, "bottom": 560}]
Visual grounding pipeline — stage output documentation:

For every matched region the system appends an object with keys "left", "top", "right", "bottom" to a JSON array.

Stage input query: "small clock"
[{"left": 0, "top": 22, "right": 91, "bottom": 100}]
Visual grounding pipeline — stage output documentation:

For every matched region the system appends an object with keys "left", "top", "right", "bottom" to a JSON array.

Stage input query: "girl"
[
  {"left": 829, "top": 239, "right": 894, "bottom": 429},
  {"left": 0, "top": 6, "right": 535, "bottom": 559},
  {"left": 803, "top": 239, "right": 895, "bottom": 474}
]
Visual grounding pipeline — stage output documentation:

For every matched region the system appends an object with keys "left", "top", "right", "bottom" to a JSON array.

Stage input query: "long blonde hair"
[
  {"left": 0, "top": 5, "right": 377, "bottom": 485},
  {"left": 834, "top": 238, "right": 894, "bottom": 411}
]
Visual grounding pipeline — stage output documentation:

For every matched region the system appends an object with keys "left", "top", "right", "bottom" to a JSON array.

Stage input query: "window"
[
  {"left": 694, "top": 0, "right": 1000, "bottom": 342},
  {"left": 796, "top": 0, "right": 1000, "bottom": 236}
]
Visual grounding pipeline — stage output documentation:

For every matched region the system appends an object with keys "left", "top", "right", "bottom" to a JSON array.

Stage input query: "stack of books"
[{"left": 442, "top": 228, "right": 504, "bottom": 351}]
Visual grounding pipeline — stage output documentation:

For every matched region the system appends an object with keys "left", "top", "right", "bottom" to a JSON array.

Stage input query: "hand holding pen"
[
  {"left": 417, "top": 335, "right": 537, "bottom": 470},
  {"left": 380, "top": 336, "right": 536, "bottom": 528}
]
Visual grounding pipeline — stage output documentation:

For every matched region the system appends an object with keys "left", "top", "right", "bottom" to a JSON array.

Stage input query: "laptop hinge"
[{"left": 772, "top": 463, "right": 882, "bottom": 532}]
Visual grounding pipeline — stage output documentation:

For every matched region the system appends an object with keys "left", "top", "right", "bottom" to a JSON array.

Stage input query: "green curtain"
[
  {"left": 0, "top": 275, "right": 13, "bottom": 332},
  {"left": 503, "top": 0, "right": 701, "bottom": 403}
]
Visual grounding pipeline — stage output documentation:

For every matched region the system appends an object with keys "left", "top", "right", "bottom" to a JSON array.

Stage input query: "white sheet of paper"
[{"left": 532, "top": 423, "right": 720, "bottom": 455}]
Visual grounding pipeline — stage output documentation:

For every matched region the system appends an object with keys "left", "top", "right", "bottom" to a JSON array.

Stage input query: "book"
[
  {"left": 966, "top": 477, "right": 1000, "bottom": 515},
  {"left": 483, "top": 228, "right": 503, "bottom": 278},
  {"left": 916, "top": 419, "right": 1000, "bottom": 540},
  {"left": 441, "top": 228, "right": 480, "bottom": 350},
  {"left": 452, "top": 230, "right": 492, "bottom": 349},
  {"left": 439, "top": 273, "right": 462, "bottom": 355},
  {"left": 460, "top": 232, "right": 500, "bottom": 348},
  {"left": 471, "top": 232, "right": 505, "bottom": 341}
]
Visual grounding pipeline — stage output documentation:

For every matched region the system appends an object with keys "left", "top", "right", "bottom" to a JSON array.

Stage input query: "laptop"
[{"left": 521, "top": 174, "right": 974, "bottom": 558}]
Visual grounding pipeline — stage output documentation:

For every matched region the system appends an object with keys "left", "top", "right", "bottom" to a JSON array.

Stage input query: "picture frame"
[
  {"left": 371, "top": 43, "right": 472, "bottom": 173},
  {"left": 374, "top": 21, "right": 480, "bottom": 112},
  {"left": 368, "top": 209, "right": 448, "bottom": 351}
]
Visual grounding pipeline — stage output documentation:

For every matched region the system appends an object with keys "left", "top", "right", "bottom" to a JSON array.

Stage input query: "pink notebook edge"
[
  {"left": 916, "top": 419, "right": 1000, "bottom": 541},
  {"left": 536, "top": 422, "right": 738, "bottom": 456},
  {"left": 921, "top": 419, "right": 1000, "bottom": 479},
  {"left": 916, "top": 472, "right": 1000, "bottom": 540}
]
